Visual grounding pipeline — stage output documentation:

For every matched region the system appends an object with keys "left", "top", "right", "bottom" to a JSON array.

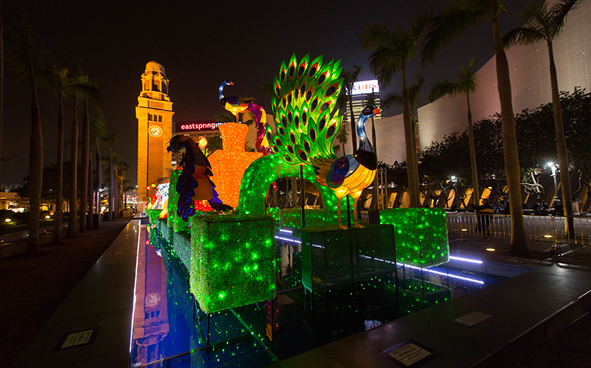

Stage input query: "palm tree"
[
  {"left": 0, "top": 14, "right": 4, "bottom": 178},
  {"left": 116, "top": 161, "right": 130, "bottom": 213},
  {"left": 422, "top": 0, "right": 528, "bottom": 254},
  {"left": 429, "top": 60, "right": 480, "bottom": 207},
  {"left": 337, "top": 65, "right": 363, "bottom": 152},
  {"left": 382, "top": 74, "right": 425, "bottom": 155},
  {"left": 8, "top": 16, "right": 47, "bottom": 254},
  {"left": 88, "top": 109, "right": 105, "bottom": 230},
  {"left": 360, "top": 21, "right": 426, "bottom": 208},
  {"left": 47, "top": 66, "right": 70, "bottom": 243},
  {"left": 103, "top": 132, "right": 119, "bottom": 221},
  {"left": 66, "top": 70, "right": 85, "bottom": 238},
  {"left": 76, "top": 73, "right": 101, "bottom": 233},
  {"left": 335, "top": 123, "right": 349, "bottom": 156},
  {"left": 503, "top": 0, "right": 580, "bottom": 239}
]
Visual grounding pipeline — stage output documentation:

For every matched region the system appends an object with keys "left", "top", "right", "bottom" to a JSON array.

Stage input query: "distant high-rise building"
[
  {"left": 342, "top": 79, "right": 382, "bottom": 123},
  {"left": 136, "top": 61, "right": 174, "bottom": 203}
]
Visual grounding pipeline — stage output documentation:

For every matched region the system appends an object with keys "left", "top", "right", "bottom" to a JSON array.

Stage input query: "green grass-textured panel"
[
  {"left": 379, "top": 208, "right": 449, "bottom": 267},
  {"left": 172, "top": 231, "right": 192, "bottom": 272},
  {"left": 190, "top": 214, "right": 276, "bottom": 314}
]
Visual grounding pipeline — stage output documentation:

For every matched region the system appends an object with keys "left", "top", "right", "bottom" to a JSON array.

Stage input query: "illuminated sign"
[
  {"left": 175, "top": 121, "right": 225, "bottom": 132},
  {"left": 351, "top": 79, "right": 379, "bottom": 95}
]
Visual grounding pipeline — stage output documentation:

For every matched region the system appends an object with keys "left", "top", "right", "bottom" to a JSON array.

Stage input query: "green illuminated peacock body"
[{"left": 266, "top": 54, "right": 380, "bottom": 228}]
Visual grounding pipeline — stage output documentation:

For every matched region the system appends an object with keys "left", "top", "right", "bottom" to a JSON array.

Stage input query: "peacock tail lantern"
[{"left": 266, "top": 54, "right": 380, "bottom": 229}]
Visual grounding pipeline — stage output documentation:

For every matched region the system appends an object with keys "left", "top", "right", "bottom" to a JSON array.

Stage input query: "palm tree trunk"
[
  {"left": 371, "top": 116, "right": 379, "bottom": 210},
  {"left": 53, "top": 95, "right": 64, "bottom": 243},
  {"left": 109, "top": 150, "right": 115, "bottom": 221},
  {"left": 67, "top": 101, "right": 79, "bottom": 238},
  {"left": 0, "top": 15, "right": 3, "bottom": 178},
  {"left": 27, "top": 77, "right": 43, "bottom": 254},
  {"left": 491, "top": 17, "right": 527, "bottom": 254},
  {"left": 548, "top": 41, "right": 574, "bottom": 239},
  {"left": 291, "top": 177, "right": 298, "bottom": 207},
  {"left": 79, "top": 100, "right": 89, "bottom": 233},
  {"left": 348, "top": 95, "right": 357, "bottom": 152},
  {"left": 402, "top": 64, "right": 420, "bottom": 208},
  {"left": 87, "top": 149, "right": 94, "bottom": 230},
  {"left": 466, "top": 93, "right": 480, "bottom": 207},
  {"left": 96, "top": 143, "right": 102, "bottom": 227}
]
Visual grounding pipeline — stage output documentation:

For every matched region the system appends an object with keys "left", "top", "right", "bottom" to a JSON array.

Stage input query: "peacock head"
[
  {"left": 361, "top": 105, "right": 380, "bottom": 117},
  {"left": 219, "top": 80, "right": 234, "bottom": 103}
]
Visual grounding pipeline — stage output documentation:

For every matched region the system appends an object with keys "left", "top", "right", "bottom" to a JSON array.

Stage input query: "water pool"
[{"left": 130, "top": 224, "right": 530, "bottom": 367}]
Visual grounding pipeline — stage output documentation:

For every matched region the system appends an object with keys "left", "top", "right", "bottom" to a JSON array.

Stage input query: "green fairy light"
[
  {"left": 236, "top": 154, "right": 338, "bottom": 217},
  {"left": 380, "top": 208, "right": 450, "bottom": 267},
  {"left": 189, "top": 214, "right": 276, "bottom": 314}
]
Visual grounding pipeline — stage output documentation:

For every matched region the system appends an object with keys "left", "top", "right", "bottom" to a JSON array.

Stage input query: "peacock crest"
[{"left": 266, "top": 54, "right": 344, "bottom": 165}]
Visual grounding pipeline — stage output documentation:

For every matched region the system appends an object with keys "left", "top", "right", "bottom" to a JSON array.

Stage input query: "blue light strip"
[
  {"left": 274, "top": 234, "right": 485, "bottom": 285},
  {"left": 129, "top": 223, "right": 142, "bottom": 353},
  {"left": 449, "top": 255, "right": 483, "bottom": 264}
]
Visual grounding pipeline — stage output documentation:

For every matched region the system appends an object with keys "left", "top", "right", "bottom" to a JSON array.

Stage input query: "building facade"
[
  {"left": 136, "top": 61, "right": 174, "bottom": 202},
  {"left": 370, "top": 0, "right": 590, "bottom": 167}
]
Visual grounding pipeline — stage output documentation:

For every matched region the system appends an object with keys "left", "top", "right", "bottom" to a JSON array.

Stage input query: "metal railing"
[{"left": 446, "top": 213, "right": 591, "bottom": 246}]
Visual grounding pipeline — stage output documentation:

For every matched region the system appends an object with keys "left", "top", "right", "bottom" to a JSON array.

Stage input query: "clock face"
[
  {"left": 145, "top": 293, "right": 161, "bottom": 307},
  {"left": 149, "top": 125, "right": 163, "bottom": 137}
]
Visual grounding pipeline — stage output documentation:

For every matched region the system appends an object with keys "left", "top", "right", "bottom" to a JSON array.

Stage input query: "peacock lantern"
[
  {"left": 167, "top": 135, "right": 233, "bottom": 222},
  {"left": 219, "top": 80, "right": 272, "bottom": 155},
  {"left": 266, "top": 54, "right": 380, "bottom": 229}
]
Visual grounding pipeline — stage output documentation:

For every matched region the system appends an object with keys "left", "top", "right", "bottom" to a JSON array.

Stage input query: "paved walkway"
[
  {"left": 4, "top": 218, "right": 137, "bottom": 368},
  {"left": 7, "top": 221, "right": 591, "bottom": 368}
]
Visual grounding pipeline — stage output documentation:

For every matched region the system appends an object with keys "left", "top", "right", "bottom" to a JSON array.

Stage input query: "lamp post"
[{"left": 547, "top": 162, "right": 559, "bottom": 207}]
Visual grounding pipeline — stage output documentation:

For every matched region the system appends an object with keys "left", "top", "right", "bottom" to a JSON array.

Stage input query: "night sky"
[{"left": 2, "top": 0, "right": 533, "bottom": 187}]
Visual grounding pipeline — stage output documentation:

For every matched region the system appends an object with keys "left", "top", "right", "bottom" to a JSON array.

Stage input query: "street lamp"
[{"left": 546, "top": 162, "right": 559, "bottom": 207}]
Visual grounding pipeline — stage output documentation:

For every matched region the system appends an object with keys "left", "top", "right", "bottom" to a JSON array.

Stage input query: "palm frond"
[
  {"left": 502, "top": 27, "right": 543, "bottom": 48},
  {"left": 422, "top": 6, "right": 490, "bottom": 65},
  {"left": 359, "top": 24, "right": 391, "bottom": 50},
  {"left": 382, "top": 92, "right": 403, "bottom": 109},
  {"left": 548, "top": 0, "right": 580, "bottom": 37},
  {"left": 429, "top": 79, "right": 461, "bottom": 102}
]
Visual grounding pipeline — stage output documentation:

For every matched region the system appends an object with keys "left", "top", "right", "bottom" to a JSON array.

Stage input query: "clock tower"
[{"left": 136, "top": 61, "right": 174, "bottom": 204}]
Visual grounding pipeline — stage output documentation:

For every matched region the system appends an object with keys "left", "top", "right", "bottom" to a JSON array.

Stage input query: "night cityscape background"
[{"left": 3, "top": 0, "right": 531, "bottom": 187}]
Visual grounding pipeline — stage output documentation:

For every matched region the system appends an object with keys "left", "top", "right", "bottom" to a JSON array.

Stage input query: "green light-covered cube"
[
  {"left": 157, "top": 218, "right": 173, "bottom": 243},
  {"left": 379, "top": 208, "right": 449, "bottom": 267},
  {"left": 190, "top": 214, "right": 276, "bottom": 314},
  {"left": 172, "top": 231, "right": 192, "bottom": 272},
  {"left": 301, "top": 224, "right": 396, "bottom": 292},
  {"left": 146, "top": 209, "right": 162, "bottom": 225}
]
